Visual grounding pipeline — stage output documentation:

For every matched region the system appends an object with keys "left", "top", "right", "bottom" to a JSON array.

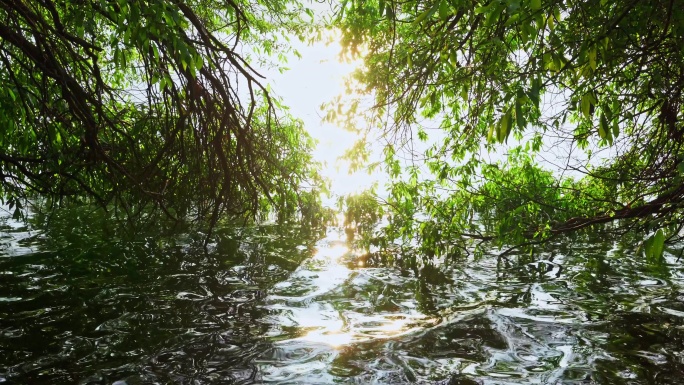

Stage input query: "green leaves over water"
[
  {"left": 333, "top": 0, "right": 684, "bottom": 256},
  {"left": 644, "top": 229, "right": 666, "bottom": 261}
]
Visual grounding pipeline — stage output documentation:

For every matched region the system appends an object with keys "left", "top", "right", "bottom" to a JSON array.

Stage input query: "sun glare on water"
[{"left": 279, "top": 231, "right": 433, "bottom": 349}]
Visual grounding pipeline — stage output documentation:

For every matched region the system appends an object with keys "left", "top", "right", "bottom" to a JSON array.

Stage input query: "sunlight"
[
  {"left": 266, "top": 30, "right": 379, "bottom": 198},
  {"left": 379, "top": 317, "right": 413, "bottom": 334},
  {"left": 298, "top": 313, "right": 435, "bottom": 349},
  {"left": 301, "top": 329, "right": 355, "bottom": 347},
  {"left": 362, "top": 314, "right": 436, "bottom": 339},
  {"left": 312, "top": 242, "right": 349, "bottom": 261},
  {"left": 291, "top": 230, "right": 438, "bottom": 349}
]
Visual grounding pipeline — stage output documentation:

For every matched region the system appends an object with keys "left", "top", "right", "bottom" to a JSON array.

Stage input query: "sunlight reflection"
[
  {"left": 380, "top": 317, "right": 413, "bottom": 334},
  {"left": 312, "top": 242, "right": 349, "bottom": 261},
  {"left": 301, "top": 329, "right": 355, "bottom": 347},
  {"left": 302, "top": 232, "right": 432, "bottom": 347},
  {"left": 360, "top": 314, "right": 436, "bottom": 339},
  {"left": 297, "top": 313, "right": 435, "bottom": 348},
  {"left": 269, "top": 228, "right": 437, "bottom": 351}
]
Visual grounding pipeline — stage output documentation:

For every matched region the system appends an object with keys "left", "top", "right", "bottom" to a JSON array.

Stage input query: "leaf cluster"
[
  {"left": 0, "top": 0, "right": 325, "bottom": 233},
  {"left": 334, "top": 0, "right": 684, "bottom": 258}
]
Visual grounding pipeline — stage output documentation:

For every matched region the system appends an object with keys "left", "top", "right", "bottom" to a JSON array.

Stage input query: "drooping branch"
[{"left": 0, "top": 0, "right": 323, "bottom": 228}]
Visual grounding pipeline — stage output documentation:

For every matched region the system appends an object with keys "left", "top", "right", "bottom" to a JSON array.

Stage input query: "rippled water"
[{"left": 1, "top": 208, "right": 684, "bottom": 384}]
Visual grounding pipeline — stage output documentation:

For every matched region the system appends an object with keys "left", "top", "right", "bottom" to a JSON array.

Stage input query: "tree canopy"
[
  {"left": 0, "top": 0, "right": 326, "bottom": 231},
  {"left": 333, "top": 0, "right": 684, "bottom": 258},
  {"left": 1, "top": 0, "right": 683, "bottom": 257}
]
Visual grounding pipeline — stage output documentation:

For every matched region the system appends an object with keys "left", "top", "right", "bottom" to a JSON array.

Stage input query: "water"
[{"left": 1, "top": 208, "right": 684, "bottom": 384}]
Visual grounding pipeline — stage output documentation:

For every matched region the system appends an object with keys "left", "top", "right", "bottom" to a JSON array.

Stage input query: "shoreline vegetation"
[{"left": 0, "top": 0, "right": 683, "bottom": 258}]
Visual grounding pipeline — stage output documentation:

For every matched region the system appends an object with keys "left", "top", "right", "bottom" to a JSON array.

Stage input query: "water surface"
[{"left": 1, "top": 209, "right": 683, "bottom": 384}]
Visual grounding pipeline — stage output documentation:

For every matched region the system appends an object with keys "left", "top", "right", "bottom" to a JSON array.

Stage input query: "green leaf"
[
  {"left": 603, "top": 102, "right": 613, "bottom": 121},
  {"left": 530, "top": 0, "right": 541, "bottom": 10},
  {"left": 474, "top": 4, "right": 490, "bottom": 14},
  {"left": 581, "top": 92, "right": 596, "bottom": 118},
  {"left": 588, "top": 47, "right": 597, "bottom": 70},
  {"left": 195, "top": 54, "right": 204, "bottom": 71},
  {"left": 515, "top": 97, "right": 525, "bottom": 129},
  {"left": 599, "top": 112, "right": 612, "bottom": 143},
  {"left": 449, "top": 50, "right": 458, "bottom": 66},
  {"left": 439, "top": 0, "right": 450, "bottom": 20},
  {"left": 588, "top": 92, "right": 598, "bottom": 104},
  {"left": 652, "top": 229, "right": 665, "bottom": 260},
  {"left": 485, "top": 4, "right": 504, "bottom": 26},
  {"left": 418, "top": 129, "right": 429, "bottom": 142},
  {"left": 529, "top": 78, "right": 541, "bottom": 107},
  {"left": 644, "top": 229, "right": 666, "bottom": 260},
  {"left": 414, "top": 2, "right": 440, "bottom": 25},
  {"left": 581, "top": 96, "right": 590, "bottom": 117},
  {"left": 498, "top": 109, "right": 513, "bottom": 143},
  {"left": 677, "top": 161, "right": 684, "bottom": 174},
  {"left": 505, "top": 13, "right": 521, "bottom": 27}
]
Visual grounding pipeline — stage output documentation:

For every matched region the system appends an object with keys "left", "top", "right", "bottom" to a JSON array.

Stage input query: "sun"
[{"left": 263, "top": 29, "right": 380, "bottom": 199}]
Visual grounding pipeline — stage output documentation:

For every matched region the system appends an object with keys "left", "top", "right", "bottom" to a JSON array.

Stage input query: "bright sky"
[{"left": 264, "top": 36, "right": 381, "bottom": 199}]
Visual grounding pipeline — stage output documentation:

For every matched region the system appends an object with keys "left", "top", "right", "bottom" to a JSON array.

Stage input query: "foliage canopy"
[
  {"left": 333, "top": 0, "right": 684, "bottom": 258},
  {"left": 0, "top": 0, "right": 325, "bottom": 231},
  {"left": 2, "top": 0, "right": 684, "bottom": 257}
]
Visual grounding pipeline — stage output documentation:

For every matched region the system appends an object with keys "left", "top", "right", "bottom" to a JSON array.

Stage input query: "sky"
[{"left": 264, "top": 35, "right": 383, "bottom": 199}]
